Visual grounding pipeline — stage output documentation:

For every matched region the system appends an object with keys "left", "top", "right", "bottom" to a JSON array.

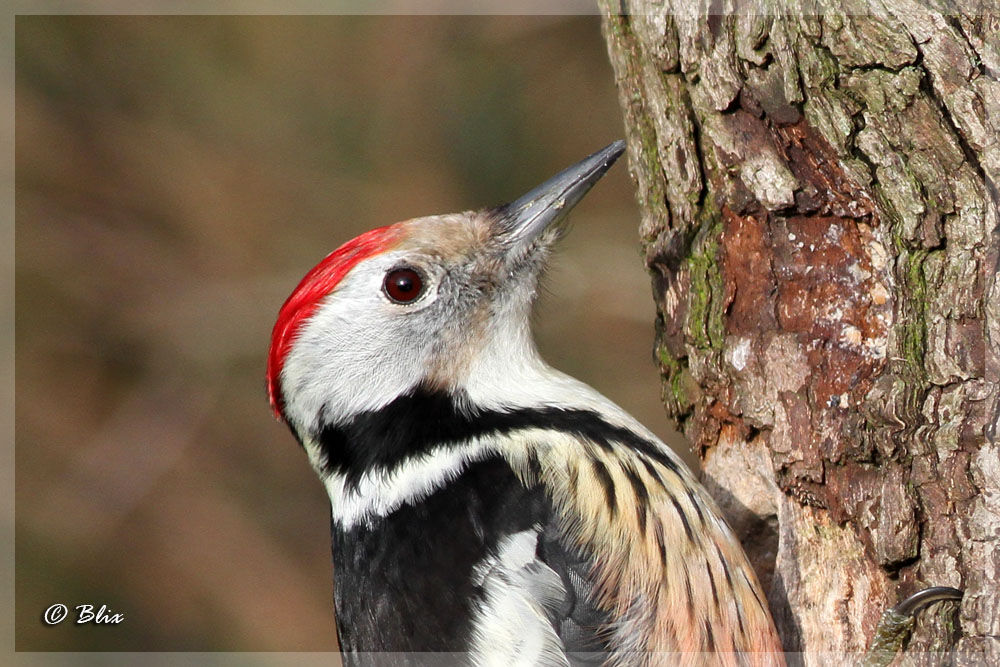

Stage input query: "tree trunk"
[{"left": 600, "top": 2, "right": 998, "bottom": 662}]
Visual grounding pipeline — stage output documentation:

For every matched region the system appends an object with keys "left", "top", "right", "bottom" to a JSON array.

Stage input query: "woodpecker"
[{"left": 267, "top": 141, "right": 784, "bottom": 665}]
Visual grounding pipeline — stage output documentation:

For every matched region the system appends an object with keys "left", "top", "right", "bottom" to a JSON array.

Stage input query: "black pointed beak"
[{"left": 496, "top": 140, "right": 626, "bottom": 251}]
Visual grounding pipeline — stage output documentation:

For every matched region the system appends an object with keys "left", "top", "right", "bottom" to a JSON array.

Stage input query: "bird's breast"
[{"left": 329, "top": 455, "right": 556, "bottom": 657}]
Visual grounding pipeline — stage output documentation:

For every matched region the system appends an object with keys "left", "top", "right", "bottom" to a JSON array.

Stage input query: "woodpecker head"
[{"left": 267, "top": 141, "right": 626, "bottom": 440}]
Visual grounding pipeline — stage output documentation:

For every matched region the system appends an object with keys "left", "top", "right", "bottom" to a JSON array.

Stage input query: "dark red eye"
[{"left": 383, "top": 267, "right": 424, "bottom": 303}]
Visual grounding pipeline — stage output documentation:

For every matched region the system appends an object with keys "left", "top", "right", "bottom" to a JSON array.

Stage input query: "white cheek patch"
[
  {"left": 280, "top": 263, "right": 438, "bottom": 433},
  {"left": 469, "top": 528, "right": 570, "bottom": 667}
]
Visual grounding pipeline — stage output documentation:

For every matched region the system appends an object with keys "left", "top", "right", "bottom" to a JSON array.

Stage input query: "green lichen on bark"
[
  {"left": 633, "top": 108, "right": 671, "bottom": 243},
  {"left": 896, "top": 247, "right": 931, "bottom": 374},
  {"left": 657, "top": 343, "right": 694, "bottom": 416},
  {"left": 685, "top": 218, "right": 725, "bottom": 351}
]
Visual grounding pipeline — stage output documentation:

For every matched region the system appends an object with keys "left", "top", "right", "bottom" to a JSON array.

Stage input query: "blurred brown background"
[{"left": 15, "top": 15, "right": 685, "bottom": 651}]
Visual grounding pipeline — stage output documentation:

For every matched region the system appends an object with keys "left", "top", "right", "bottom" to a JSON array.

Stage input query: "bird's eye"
[{"left": 383, "top": 267, "right": 424, "bottom": 304}]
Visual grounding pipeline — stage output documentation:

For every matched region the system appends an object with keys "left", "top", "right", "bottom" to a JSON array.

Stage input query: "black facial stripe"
[{"left": 316, "top": 385, "right": 676, "bottom": 487}]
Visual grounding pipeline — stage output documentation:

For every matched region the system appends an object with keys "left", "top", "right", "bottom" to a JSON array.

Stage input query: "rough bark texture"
[{"left": 600, "top": 2, "right": 998, "bottom": 662}]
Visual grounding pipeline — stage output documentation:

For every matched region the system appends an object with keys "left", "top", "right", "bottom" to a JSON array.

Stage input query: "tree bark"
[{"left": 600, "top": 2, "right": 998, "bottom": 662}]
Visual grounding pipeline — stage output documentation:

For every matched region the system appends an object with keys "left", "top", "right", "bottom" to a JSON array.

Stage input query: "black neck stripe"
[{"left": 315, "top": 386, "right": 679, "bottom": 487}]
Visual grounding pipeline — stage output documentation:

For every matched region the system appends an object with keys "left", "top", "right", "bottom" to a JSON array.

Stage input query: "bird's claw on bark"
[{"left": 860, "top": 586, "right": 963, "bottom": 667}]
